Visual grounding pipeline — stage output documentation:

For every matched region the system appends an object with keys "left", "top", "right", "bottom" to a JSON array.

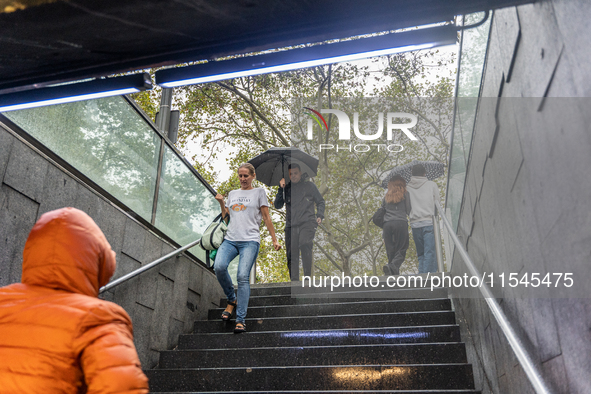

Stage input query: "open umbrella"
[
  {"left": 382, "top": 160, "right": 445, "bottom": 187},
  {"left": 248, "top": 147, "right": 318, "bottom": 187}
]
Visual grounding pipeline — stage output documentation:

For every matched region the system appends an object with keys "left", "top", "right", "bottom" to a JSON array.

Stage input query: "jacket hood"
[
  {"left": 407, "top": 176, "right": 429, "bottom": 189},
  {"left": 21, "top": 207, "right": 116, "bottom": 297}
]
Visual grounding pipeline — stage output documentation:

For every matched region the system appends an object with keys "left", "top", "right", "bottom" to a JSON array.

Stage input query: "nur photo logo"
[{"left": 303, "top": 107, "right": 418, "bottom": 153}]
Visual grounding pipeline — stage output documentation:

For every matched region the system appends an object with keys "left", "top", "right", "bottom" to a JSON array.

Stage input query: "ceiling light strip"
[
  {"left": 156, "top": 24, "right": 457, "bottom": 88},
  {"left": 160, "top": 43, "right": 436, "bottom": 88},
  {"left": 0, "top": 73, "right": 152, "bottom": 113}
]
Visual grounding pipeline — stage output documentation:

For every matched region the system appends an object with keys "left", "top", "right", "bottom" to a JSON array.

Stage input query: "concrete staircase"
[{"left": 145, "top": 281, "right": 479, "bottom": 393}]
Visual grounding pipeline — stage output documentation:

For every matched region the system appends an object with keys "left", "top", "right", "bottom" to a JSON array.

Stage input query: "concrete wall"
[
  {"left": 0, "top": 122, "right": 223, "bottom": 368},
  {"left": 451, "top": 1, "right": 591, "bottom": 393}
]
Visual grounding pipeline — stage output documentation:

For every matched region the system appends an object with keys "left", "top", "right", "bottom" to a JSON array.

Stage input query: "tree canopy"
[{"left": 132, "top": 48, "right": 456, "bottom": 282}]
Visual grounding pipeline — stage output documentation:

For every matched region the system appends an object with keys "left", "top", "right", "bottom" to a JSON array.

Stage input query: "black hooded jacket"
[{"left": 274, "top": 180, "right": 325, "bottom": 228}]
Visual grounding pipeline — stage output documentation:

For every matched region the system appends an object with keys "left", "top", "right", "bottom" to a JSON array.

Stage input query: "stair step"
[
  {"left": 150, "top": 280, "right": 477, "bottom": 393},
  {"left": 249, "top": 278, "right": 444, "bottom": 297},
  {"left": 179, "top": 325, "right": 462, "bottom": 350},
  {"left": 221, "top": 288, "right": 449, "bottom": 307},
  {"left": 146, "top": 364, "right": 475, "bottom": 392},
  {"left": 249, "top": 284, "right": 293, "bottom": 297},
  {"left": 159, "top": 342, "right": 467, "bottom": 368},
  {"left": 209, "top": 298, "right": 451, "bottom": 320},
  {"left": 154, "top": 392, "right": 481, "bottom": 394},
  {"left": 194, "top": 311, "right": 456, "bottom": 334}
]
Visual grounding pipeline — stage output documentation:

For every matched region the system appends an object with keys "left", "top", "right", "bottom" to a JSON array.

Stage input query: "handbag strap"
[
  {"left": 206, "top": 251, "right": 211, "bottom": 268},
  {"left": 213, "top": 212, "right": 230, "bottom": 223}
]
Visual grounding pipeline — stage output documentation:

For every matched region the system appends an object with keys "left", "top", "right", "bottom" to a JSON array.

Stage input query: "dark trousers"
[
  {"left": 382, "top": 220, "right": 409, "bottom": 274},
  {"left": 285, "top": 222, "right": 317, "bottom": 281}
]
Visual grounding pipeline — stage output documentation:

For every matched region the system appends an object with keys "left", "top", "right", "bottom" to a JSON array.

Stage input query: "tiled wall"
[
  {"left": 451, "top": 1, "right": 591, "bottom": 393},
  {"left": 0, "top": 123, "right": 223, "bottom": 368}
]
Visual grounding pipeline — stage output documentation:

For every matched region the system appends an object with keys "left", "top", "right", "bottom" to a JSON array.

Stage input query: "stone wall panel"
[
  {"left": 0, "top": 184, "right": 39, "bottom": 286},
  {"left": 0, "top": 127, "right": 14, "bottom": 181},
  {"left": 0, "top": 124, "right": 224, "bottom": 370},
  {"left": 3, "top": 140, "right": 48, "bottom": 202},
  {"left": 452, "top": 2, "right": 591, "bottom": 393},
  {"left": 38, "top": 164, "right": 78, "bottom": 217}
]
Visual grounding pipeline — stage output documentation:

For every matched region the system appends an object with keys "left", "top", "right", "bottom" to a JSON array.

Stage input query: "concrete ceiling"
[{"left": 0, "top": 0, "right": 533, "bottom": 92}]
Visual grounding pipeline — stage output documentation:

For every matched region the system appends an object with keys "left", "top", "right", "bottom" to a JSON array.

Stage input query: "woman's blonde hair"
[
  {"left": 238, "top": 163, "right": 256, "bottom": 176},
  {"left": 385, "top": 175, "right": 406, "bottom": 204}
]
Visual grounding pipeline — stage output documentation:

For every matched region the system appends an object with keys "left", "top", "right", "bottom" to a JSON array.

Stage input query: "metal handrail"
[
  {"left": 99, "top": 238, "right": 203, "bottom": 294},
  {"left": 435, "top": 201, "right": 552, "bottom": 394},
  {"left": 432, "top": 211, "right": 445, "bottom": 273}
]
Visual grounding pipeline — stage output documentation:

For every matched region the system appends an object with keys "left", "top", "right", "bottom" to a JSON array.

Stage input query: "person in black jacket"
[
  {"left": 274, "top": 163, "right": 325, "bottom": 281},
  {"left": 382, "top": 175, "right": 412, "bottom": 276}
]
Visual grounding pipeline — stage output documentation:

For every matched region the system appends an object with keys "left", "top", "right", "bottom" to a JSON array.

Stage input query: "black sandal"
[
  {"left": 234, "top": 321, "right": 246, "bottom": 333},
  {"left": 221, "top": 301, "right": 236, "bottom": 321}
]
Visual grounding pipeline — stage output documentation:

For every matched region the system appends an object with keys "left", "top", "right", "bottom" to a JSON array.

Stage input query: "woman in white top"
[{"left": 214, "top": 163, "right": 281, "bottom": 333}]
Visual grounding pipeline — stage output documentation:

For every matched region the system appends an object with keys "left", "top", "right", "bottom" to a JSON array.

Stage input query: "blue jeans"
[
  {"left": 214, "top": 239, "right": 259, "bottom": 324},
  {"left": 412, "top": 225, "right": 437, "bottom": 273}
]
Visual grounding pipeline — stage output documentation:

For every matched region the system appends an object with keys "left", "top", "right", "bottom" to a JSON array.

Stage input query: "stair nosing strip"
[
  {"left": 171, "top": 389, "right": 482, "bottom": 394},
  {"left": 246, "top": 291, "right": 448, "bottom": 299},
  {"left": 150, "top": 362, "right": 474, "bottom": 372},
  {"left": 174, "top": 390, "right": 479, "bottom": 393},
  {"left": 246, "top": 286, "right": 450, "bottom": 298},
  {"left": 246, "top": 287, "right": 449, "bottom": 294},
  {"left": 212, "top": 298, "right": 451, "bottom": 310},
  {"left": 185, "top": 323, "right": 461, "bottom": 336},
  {"left": 162, "top": 342, "right": 466, "bottom": 353},
  {"left": 197, "top": 310, "right": 454, "bottom": 323}
]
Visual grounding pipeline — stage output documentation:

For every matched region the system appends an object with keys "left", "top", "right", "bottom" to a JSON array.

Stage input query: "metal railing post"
[
  {"left": 432, "top": 211, "right": 445, "bottom": 273},
  {"left": 441, "top": 209, "right": 455, "bottom": 273}
]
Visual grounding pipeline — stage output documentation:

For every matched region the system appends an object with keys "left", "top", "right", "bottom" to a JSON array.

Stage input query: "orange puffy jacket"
[{"left": 0, "top": 208, "right": 149, "bottom": 393}]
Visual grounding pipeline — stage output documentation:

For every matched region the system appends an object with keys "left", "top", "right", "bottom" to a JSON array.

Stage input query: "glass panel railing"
[
  {"left": 3, "top": 96, "right": 161, "bottom": 222},
  {"left": 456, "top": 13, "right": 492, "bottom": 98},
  {"left": 447, "top": 97, "right": 479, "bottom": 229},
  {"left": 446, "top": 12, "right": 492, "bottom": 231},
  {"left": 155, "top": 144, "right": 220, "bottom": 260}
]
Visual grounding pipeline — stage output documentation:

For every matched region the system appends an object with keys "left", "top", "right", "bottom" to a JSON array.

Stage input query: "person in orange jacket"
[{"left": 0, "top": 207, "right": 149, "bottom": 393}]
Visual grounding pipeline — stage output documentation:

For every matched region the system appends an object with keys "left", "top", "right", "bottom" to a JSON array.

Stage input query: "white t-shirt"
[{"left": 224, "top": 188, "right": 268, "bottom": 243}]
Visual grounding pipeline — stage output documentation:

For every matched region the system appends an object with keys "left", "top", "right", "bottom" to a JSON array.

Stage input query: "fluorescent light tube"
[
  {"left": 0, "top": 73, "right": 152, "bottom": 112},
  {"left": 0, "top": 88, "right": 140, "bottom": 112},
  {"left": 160, "top": 43, "right": 435, "bottom": 87},
  {"left": 156, "top": 24, "right": 457, "bottom": 88}
]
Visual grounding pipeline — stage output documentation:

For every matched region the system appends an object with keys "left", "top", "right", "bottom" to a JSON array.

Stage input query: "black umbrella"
[
  {"left": 382, "top": 160, "right": 445, "bottom": 187},
  {"left": 248, "top": 147, "right": 318, "bottom": 187}
]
